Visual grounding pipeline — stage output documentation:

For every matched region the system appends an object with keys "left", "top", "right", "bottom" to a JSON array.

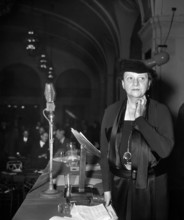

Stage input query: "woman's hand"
[
  {"left": 104, "top": 191, "right": 112, "bottom": 207},
  {"left": 135, "top": 95, "right": 147, "bottom": 118}
]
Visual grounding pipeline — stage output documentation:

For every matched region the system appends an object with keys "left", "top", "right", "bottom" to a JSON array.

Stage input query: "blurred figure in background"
[
  {"left": 26, "top": 131, "right": 49, "bottom": 170},
  {"left": 53, "top": 125, "right": 71, "bottom": 157},
  {"left": 4, "top": 119, "right": 20, "bottom": 157},
  {"left": 32, "top": 122, "right": 47, "bottom": 141},
  {"left": 16, "top": 127, "right": 33, "bottom": 158},
  {"left": 0, "top": 121, "right": 9, "bottom": 170}
]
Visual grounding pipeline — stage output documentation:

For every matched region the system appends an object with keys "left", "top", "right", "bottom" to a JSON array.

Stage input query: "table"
[{"left": 12, "top": 162, "right": 103, "bottom": 220}]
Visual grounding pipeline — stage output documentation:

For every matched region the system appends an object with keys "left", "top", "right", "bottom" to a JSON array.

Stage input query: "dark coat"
[
  {"left": 100, "top": 98, "right": 174, "bottom": 220},
  {"left": 27, "top": 140, "right": 49, "bottom": 170},
  {"left": 16, "top": 136, "right": 33, "bottom": 157}
]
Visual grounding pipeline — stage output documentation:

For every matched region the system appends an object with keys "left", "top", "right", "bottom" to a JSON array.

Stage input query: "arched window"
[{"left": 0, "top": 64, "right": 41, "bottom": 97}]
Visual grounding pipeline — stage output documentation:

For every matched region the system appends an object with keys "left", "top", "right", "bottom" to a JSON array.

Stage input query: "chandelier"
[
  {"left": 39, "top": 54, "right": 54, "bottom": 80},
  {"left": 39, "top": 54, "right": 48, "bottom": 71},
  {"left": 25, "top": 30, "right": 39, "bottom": 56},
  {"left": 48, "top": 66, "right": 54, "bottom": 79}
]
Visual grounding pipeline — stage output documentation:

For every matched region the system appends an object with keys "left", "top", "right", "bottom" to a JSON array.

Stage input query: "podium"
[{"left": 67, "top": 128, "right": 101, "bottom": 204}]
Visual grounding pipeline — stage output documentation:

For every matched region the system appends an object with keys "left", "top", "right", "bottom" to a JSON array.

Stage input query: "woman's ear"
[
  {"left": 121, "top": 80, "right": 125, "bottom": 89},
  {"left": 147, "top": 80, "right": 151, "bottom": 90}
]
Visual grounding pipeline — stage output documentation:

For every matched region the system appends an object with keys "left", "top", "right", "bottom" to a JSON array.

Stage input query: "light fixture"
[
  {"left": 144, "top": 8, "right": 176, "bottom": 68},
  {"left": 144, "top": 45, "right": 170, "bottom": 68},
  {"left": 25, "top": 30, "right": 39, "bottom": 56},
  {"left": 39, "top": 54, "right": 48, "bottom": 72},
  {"left": 48, "top": 66, "right": 55, "bottom": 80},
  {"left": 47, "top": 36, "right": 55, "bottom": 80}
]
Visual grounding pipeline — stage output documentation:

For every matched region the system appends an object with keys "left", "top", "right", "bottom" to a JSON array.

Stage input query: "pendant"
[
  {"left": 124, "top": 162, "right": 131, "bottom": 170},
  {"left": 123, "top": 151, "right": 131, "bottom": 160},
  {"left": 123, "top": 152, "right": 132, "bottom": 170}
]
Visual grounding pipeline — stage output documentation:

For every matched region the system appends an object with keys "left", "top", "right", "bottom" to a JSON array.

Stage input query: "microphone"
[{"left": 44, "top": 83, "right": 56, "bottom": 112}]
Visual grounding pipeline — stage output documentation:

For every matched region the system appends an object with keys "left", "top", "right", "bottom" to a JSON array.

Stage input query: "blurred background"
[{"left": 1, "top": 0, "right": 183, "bottom": 130}]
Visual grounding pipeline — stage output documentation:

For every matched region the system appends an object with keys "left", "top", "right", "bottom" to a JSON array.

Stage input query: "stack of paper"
[
  {"left": 50, "top": 204, "right": 118, "bottom": 220},
  {"left": 70, "top": 203, "right": 117, "bottom": 220}
]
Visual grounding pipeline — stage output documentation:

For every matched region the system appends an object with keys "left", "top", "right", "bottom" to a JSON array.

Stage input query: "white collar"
[
  {"left": 23, "top": 137, "right": 28, "bottom": 142},
  {"left": 40, "top": 140, "right": 45, "bottom": 147},
  {"left": 60, "top": 137, "right": 65, "bottom": 144}
]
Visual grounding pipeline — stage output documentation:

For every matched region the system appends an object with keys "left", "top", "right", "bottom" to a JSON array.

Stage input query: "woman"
[{"left": 100, "top": 59, "right": 174, "bottom": 220}]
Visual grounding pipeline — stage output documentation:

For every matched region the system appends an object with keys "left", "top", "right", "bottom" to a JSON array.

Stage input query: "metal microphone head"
[
  {"left": 44, "top": 83, "right": 55, "bottom": 103},
  {"left": 44, "top": 83, "right": 56, "bottom": 112}
]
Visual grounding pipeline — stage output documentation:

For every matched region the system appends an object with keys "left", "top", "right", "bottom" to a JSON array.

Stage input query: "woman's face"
[{"left": 122, "top": 71, "right": 151, "bottom": 99}]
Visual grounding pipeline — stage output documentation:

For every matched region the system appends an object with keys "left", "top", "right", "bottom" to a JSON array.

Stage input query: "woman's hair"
[{"left": 118, "top": 59, "right": 157, "bottom": 80}]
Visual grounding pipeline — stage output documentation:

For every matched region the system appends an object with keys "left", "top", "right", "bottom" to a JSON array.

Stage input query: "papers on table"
[
  {"left": 49, "top": 204, "right": 118, "bottom": 220},
  {"left": 50, "top": 216, "right": 72, "bottom": 220},
  {"left": 71, "top": 203, "right": 117, "bottom": 220}
]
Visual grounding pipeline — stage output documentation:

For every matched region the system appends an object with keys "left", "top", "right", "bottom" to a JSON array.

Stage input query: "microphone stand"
[{"left": 40, "top": 105, "right": 61, "bottom": 198}]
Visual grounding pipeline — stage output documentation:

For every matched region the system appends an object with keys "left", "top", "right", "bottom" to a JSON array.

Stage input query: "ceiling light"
[{"left": 25, "top": 30, "right": 39, "bottom": 56}]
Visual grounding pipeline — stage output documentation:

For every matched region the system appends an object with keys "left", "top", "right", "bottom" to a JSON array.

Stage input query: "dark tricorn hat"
[{"left": 119, "top": 59, "right": 157, "bottom": 80}]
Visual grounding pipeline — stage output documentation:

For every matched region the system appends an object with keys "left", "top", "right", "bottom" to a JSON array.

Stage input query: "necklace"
[{"left": 123, "top": 129, "right": 132, "bottom": 170}]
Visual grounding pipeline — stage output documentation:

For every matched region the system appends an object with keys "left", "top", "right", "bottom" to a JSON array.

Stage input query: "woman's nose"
[{"left": 133, "top": 78, "right": 139, "bottom": 85}]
